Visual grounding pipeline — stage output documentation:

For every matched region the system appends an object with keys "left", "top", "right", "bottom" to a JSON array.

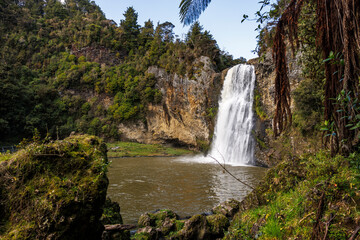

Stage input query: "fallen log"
[{"left": 104, "top": 224, "right": 137, "bottom": 232}]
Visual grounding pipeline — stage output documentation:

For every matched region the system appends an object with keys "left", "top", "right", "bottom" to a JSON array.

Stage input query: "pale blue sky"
[{"left": 93, "top": 0, "right": 266, "bottom": 60}]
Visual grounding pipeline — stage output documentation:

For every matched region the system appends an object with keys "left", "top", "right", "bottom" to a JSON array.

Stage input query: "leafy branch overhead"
[{"left": 179, "top": 0, "right": 212, "bottom": 26}]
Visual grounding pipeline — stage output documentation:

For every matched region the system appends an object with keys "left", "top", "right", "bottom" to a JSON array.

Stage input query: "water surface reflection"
[{"left": 107, "top": 157, "right": 266, "bottom": 224}]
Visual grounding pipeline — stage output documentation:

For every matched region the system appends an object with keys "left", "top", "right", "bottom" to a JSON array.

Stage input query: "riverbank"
[
  {"left": 106, "top": 156, "right": 266, "bottom": 225},
  {"left": 107, "top": 142, "right": 194, "bottom": 158},
  {"left": 123, "top": 151, "right": 360, "bottom": 239}
]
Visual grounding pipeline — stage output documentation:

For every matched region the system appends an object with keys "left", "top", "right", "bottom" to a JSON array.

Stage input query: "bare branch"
[{"left": 208, "top": 155, "right": 255, "bottom": 190}]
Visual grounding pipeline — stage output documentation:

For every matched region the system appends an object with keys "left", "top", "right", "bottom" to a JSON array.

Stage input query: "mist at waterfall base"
[
  {"left": 181, "top": 64, "right": 256, "bottom": 167},
  {"left": 107, "top": 64, "right": 261, "bottom": 224}
]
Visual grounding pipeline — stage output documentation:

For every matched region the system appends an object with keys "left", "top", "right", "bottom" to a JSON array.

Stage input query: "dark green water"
[{"left": 107, "top": 156, "right": 267, "bottom": 224}]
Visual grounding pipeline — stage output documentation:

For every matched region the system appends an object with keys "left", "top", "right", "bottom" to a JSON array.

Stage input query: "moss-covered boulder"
[
  {"left": 0, "top": 135, "right": 109, "bottom": 239},
  {"left": 206, "top": 214, "right": 230, "bottom": 238},
  {"left": 134, "top": 210, "right": 229, "bottom": 240},
  {"left": 212, "top": 199, "right": 240, "bottom": 218},
  {"left": 138, "top": 209, "right": 178, "bottom": 228},
  {"left": 171, "top": 213, "right": 229, "bottom": 240},
  {"left": 101, "top": 198, "right": 123, "bottom": 225},
  {"left": 174, "top": 214, "right": 208, "bottom": 239},
  {"left": 133, "top": 209, "right": 179, "bottom": 239},
  {"left": 102, "top": 224, "right": 134, "bottom": 240}
]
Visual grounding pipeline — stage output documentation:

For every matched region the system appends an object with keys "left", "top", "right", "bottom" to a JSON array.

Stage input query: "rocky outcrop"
[
  {"left": 132, "top": 209, "right": 229, "bottom": 240},
  {"left": 249, "top": 51, "right": 305, "bottom": 167},
  {"left": 0, "top": 135, "right": 109, "bottom": 240},
  {"left": 212, "top": 199, "right": 240, "bottom": 218},
  {"left": 118, "top": 56, "right": 225, "bottom": 148}
]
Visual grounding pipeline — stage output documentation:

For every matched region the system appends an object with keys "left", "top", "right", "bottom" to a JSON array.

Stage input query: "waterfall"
[{"left": 209, "top": 64, "right": 256, "bottom": 166}]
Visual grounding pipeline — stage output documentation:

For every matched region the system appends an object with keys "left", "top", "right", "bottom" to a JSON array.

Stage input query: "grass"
[
  {"left": 107, "top": 141, "right": 194, "bottom": 158},
  {"left": 224, "top": 151, "right": 360, "bottom": 239}
]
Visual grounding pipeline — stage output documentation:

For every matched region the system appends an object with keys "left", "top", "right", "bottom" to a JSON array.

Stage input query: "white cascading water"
[{"left": 209, "top": 64, "right": 256, "bottom": 166}]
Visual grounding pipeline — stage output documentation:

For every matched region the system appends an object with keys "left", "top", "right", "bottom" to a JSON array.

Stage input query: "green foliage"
[
  {"left": 120, "top": 7, "right": 140, "bottom": 52},
  {"left": 320, "top": 88, "right": 360, "bottom": 155},
  {"left": 0, "top": 0, "right": 242, "bottom": 144},
  {"left": 254, "top": 90, "right": 268, "bottom": 121},
  {"left": 293, "top": 77, "right": 324, "bottom": 134},
  {"left": 206, "top": 107, "right": 218, "bottom": 121},
  {"left": 107, "top": 141, "right": 194, "bottom": 158},
  {"left": 225, "top": 151, "right": 360, "bottom": 239},
  {"left": 101, "top": 198, "right": 123, "bottom": 225},
  {"left": 196, "top": 138, "right": 210, "bottom": 153}
]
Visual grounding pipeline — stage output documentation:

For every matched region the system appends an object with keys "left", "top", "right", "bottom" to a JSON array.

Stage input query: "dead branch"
[
  {"left": 104, "top": 224, "right": 137, "bottom": 231},
  {"left": 208, "top": 155, "right": 255, "bottom": 190},
  {"left": 348, "top": 225, "right": 360, "bottom": 240}
]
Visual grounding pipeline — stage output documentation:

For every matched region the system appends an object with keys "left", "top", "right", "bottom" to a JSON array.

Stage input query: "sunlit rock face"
[
  {"left": 118, "top": 56, "right": 225, "bottom": 148},
  {"left": 248, "top": 51, "right": 305, "bottom": 167}
]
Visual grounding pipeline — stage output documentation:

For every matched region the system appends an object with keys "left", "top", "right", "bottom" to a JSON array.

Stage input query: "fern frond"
[{"left": 179, "top": 0, "right": 212, "bottom": 25}]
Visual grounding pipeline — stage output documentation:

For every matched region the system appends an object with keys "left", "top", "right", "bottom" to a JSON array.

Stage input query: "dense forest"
[{"left": 0, "top": 0, "right": 244, "bottom": 144}]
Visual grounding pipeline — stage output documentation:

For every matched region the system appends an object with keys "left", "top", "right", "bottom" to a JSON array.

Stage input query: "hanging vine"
[
  {"left": 273, "top": 0, "right": 305, "bottom": 136},
  {"left": 273, "top": 0, "right": 360, "bottom": 154}
]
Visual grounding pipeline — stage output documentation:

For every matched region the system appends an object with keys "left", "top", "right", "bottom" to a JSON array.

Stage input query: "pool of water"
[{"left": 106, "top": 156, "right": 267, "bottom": 224}]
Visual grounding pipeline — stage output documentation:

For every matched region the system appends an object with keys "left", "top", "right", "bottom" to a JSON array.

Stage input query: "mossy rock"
[
  {"left": 132, "top": 227, "right": 158, "bottom": 240},
  {"left": 212, "top": 199, "right": 240, "bottom": 218},
  {"left": 138, "top": 209, "right": 179, "bottom": 228},
  {"left": 206, "top": 214, "right": 230, "bottom": 238},
  {"left": 173, "top": 214, "right": 208, "bottom": 240},
  {"left": 138, "top": 213, "right": 155, "bottom": 228},
  {"left": 0, "top": 134, "right": 109, "bottom": 239},
  {"left": 102, "top": 228, "right": 130, "bottom": 240},
  {"left": 136, "top": 209, "right": 179, "bottom": 239},
  {"left": 101, "top": 197, "right": 123, "bottom": 225}
]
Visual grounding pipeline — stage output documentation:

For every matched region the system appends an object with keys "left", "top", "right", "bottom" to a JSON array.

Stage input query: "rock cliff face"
[
  {"left": 249, "top": 51, "right": 305, "bottom": 167},
  {"left": 118, "top": 56, "right": 225, "bottom": 148},
  {"left": 116, "top": 52, "right": 306, "bottom": 163}
]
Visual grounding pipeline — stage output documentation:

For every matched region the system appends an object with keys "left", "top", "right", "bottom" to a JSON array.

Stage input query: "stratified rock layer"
[{"left": 118, "top": 56, "right": 224, "bottom": 148}]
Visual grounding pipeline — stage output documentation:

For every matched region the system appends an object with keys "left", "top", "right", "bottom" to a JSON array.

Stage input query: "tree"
[
  {"left": 179, "top": 0, "right": 360, "bottom": 155},
  {"left": 139, "top": 20, "right": 155, "bottom": 48},
  {"left": 119, "top": 7, "right": 140, "bottom": 52},
  {"left": 186, "top": 22, "right": 219, "bottom": 59},
  {"left": 156, "top": 21, "right": 175, "bottom": 42}
]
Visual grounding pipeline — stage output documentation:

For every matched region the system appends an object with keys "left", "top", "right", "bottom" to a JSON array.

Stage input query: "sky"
[{"left": 93, "top": 0, "right": 265, "bottom": 61}]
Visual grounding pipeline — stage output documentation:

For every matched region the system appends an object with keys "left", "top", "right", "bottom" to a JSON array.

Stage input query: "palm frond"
[{"left": 179, "top": 0, "right": 212, "bottom": 26}]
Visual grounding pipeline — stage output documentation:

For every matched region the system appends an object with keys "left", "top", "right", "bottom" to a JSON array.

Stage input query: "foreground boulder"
[
  {"left": 132, "top": 210, "right": 229, "bottom": 240},
  {"left": 135, "top": 209, "right": 180, "bottom": 239},
  {"left": 0, "top": 135, "right": 109, "bottom": 239},
  {"left": 212, "top": 199, "right": 240, "bottom": 218},
  {"left": 173, "top": 214, "right": 229, "bottom": 240}
]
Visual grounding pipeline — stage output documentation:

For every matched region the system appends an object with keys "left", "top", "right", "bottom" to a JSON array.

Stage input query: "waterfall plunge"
[{"left": 209, "top": 64, "right": 256, "bottom": 166}]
